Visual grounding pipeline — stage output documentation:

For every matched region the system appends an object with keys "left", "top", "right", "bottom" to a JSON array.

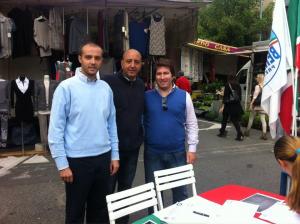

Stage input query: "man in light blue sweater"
[{"left": 48, "top": 42, "right": 119, "bottom": 224}]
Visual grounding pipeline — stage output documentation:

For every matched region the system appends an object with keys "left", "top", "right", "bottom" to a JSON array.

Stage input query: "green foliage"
[
  {"left": 201, "top": 81, "right": 224, "bottom": 94},
  {"left": 241, "top": 110, "right": 269, "bottom": 130},
  {"left": 204, "top": 111, "right": 219, "bottom": 121},
  {"left": 198, "top": 0, "right": 274, "bottom": 46}
]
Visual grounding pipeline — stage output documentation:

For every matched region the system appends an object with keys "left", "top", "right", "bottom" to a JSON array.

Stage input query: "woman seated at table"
[{"left": 274, "top": 135, "right": 300, "bottom": 213}]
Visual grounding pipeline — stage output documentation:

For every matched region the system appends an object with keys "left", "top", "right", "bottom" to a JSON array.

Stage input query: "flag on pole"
[
  {"left": 287, "top": 0, "right": 300, "bottom": 136},
  {"left": 261, "top": 0, "right": 294, "bottom": 138}
]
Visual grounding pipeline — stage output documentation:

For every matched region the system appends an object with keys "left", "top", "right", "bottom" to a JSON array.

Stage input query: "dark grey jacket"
[
  {"left": 0, "top": 80, "right": 10, "bottom": 112},
  {"left": 34, "top": 80, "right": 59, "bottom": 111}
]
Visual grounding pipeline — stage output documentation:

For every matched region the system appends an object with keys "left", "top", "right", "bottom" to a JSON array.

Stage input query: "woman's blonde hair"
[
  {"left": 256, "top": 74, "right": 264, "bottom": 85},
  {"left": 274, "top": 136, "right": 300, "bottom": 212}
]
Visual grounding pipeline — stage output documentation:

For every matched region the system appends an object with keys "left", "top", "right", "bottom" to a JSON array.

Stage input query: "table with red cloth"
[{"left": 200, "top": 184, "right": 285, "bottom": 222}]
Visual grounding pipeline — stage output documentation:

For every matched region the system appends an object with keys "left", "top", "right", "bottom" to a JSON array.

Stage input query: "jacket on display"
[
  {"left": 34, "top": 17, "right": 52, "bottom": 57},
  {"left": 0, "top": 13, "right": 13, "bottom": 58},
  {"left": 35, "top": 80, "right": 59, "bottom": 111},
  {"left": 11, "top": 77, "right": 35, "bottom": 122},
  {"left": 68, "top": 17, "right": 88, "bottom": 54},
  {"left": 0, "top": 80, "right": 10, "bottom": 112},
  {"left": 7, "top": 7, "right": 33, "bottom": 57},
  {"left": 49, "top": 8, "right": 64, "bottom": 50}
]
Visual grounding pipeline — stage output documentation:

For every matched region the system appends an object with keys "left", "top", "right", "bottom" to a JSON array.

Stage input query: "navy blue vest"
[{"left": 144, "top": 88, "right": 186, "bottom": 153}]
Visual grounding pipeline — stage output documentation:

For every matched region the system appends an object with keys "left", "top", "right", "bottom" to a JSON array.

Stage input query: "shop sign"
[{"left": 193, "top": 39, "right": 240, "bottom": 53}]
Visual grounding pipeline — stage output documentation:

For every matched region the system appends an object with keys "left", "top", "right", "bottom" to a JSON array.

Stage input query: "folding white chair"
[
  {"left": 154, "top": 164, "right": 197, "bottom": 210},
  {"left": 106, "top": 182, "right": 158, "bottom": 224}
]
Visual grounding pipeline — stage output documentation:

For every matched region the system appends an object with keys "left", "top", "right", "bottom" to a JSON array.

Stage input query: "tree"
[{"left": 198, "top": 0, "right": 273, "bottom": 46}]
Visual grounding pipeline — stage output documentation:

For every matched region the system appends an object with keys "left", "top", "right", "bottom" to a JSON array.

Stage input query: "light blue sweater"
[{"left": 48, "top": 70, "right": 119, "bottom": 170}]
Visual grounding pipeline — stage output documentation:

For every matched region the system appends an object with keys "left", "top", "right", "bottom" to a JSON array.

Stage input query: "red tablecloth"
[{"left": 199, "top": 184, "right": 285, "bottom": 223}]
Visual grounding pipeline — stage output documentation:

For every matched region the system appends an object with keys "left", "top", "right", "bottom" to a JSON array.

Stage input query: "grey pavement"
[{"left": 0, "top": 119, "right": 281, "bottom": 223}]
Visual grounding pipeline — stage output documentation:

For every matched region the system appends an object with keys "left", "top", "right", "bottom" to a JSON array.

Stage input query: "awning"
[
  {"left": 186, "top": 39, "right": 256, "bottom": 58},
  {"left": 186, "top": 38, "right": 243, "bottom": 55}
]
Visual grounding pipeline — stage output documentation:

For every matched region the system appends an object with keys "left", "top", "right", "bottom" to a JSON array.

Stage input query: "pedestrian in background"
[
  {"left": 244, "top": 74, "right": 267, "bottom": 140},
  {"left": 48, "top": 42, "right": 119, "bottom": 224},
  {"left": 144, "top": 58, "right": 198, "bottom": 206},
  {"left": 273, "top": 135, "right": 300, "bottom": 213},
  {"left": 175, "top": 70, "right": 192, "bottom": 94},
  {"left": 218, "top": 75, "right": 244, "bottom": 141}
]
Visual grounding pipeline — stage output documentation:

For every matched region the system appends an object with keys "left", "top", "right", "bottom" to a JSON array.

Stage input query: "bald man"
[{"left": 102, "top": 49, "right": 144, "bottom": 201}]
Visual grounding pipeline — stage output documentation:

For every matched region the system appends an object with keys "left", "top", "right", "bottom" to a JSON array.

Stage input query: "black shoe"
[
  {"left": 217, "top": 131, "right": 227, "bottom": 137},
  {"left": 235, "top": 134, "right": 244, "bottom": 141}
]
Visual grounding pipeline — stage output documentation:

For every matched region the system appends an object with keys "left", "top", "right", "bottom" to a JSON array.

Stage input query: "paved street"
[{"left": 0, "top": 119, "right": 281, "bottom": 223}]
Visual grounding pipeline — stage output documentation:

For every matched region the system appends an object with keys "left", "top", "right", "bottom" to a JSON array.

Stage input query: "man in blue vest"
[{"left": 144, "top": 58, "right": 199, "bottom": 204}]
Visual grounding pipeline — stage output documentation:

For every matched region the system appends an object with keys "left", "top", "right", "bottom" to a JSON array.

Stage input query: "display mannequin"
[
  {"left": 11, "top": 75, "right": 35, "bottom": 150},
  {"left": 35, "top": 75, "right": 59, "bottom": 146}
]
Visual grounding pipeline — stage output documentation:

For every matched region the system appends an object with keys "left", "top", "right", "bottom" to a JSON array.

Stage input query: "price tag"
[{"left": 7, "top": 33, "right": 11, "bottom": 38}]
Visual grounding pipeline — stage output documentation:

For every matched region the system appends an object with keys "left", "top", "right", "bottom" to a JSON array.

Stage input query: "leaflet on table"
[
  {"left": 155, "top": 196, "right": 221, "bottom": 224},
  {"left": 241, "top": 193, "right": 283, "bottom": 212},
  {"left": 211, "top": 200, "right": 261, "bottom": 224},
  {"left": 260, "top": 202, "right": 300, "bottom": 224}
]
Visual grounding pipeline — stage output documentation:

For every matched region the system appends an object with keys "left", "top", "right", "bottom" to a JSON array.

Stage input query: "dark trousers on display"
[
  {"left": 109, "top": 149, "right": 139, "bottom": 224},
  {"left": 65, "top": 151, "right": 111, "bottom": 224}
]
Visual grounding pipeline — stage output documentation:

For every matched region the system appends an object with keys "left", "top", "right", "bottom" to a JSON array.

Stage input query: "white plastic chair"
[
  {"left": 154, "top": 164, "right": 197, "bottom": 210},
  {"left": 106, "top": 182, "right": 158, "bottom": 224}
]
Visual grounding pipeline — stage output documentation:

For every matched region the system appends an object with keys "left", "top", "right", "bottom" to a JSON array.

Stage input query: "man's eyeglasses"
[{"left": 162, "top": 97, "right": 168, "bottom": 111}]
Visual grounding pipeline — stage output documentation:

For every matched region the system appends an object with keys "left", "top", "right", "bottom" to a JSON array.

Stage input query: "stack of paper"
[
  {"left": 156, "top": 196, "right": 221, "bottom": 224},
  {"left": 211, "top": 200, "right": 266, "bottom": 224},
  {"left": 260, "top": 202, "right": 300, "bottom": 224}
]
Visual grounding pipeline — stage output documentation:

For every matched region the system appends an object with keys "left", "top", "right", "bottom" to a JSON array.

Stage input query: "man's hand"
[
  {"left": 110, "top": 160, "right": 120, "bottom": 176},
  {"left": 59, "top": 167, "right": 73, "bottom": 183},
  {"left": 186, "top": 152, "right": 197, "bottom": 164}
]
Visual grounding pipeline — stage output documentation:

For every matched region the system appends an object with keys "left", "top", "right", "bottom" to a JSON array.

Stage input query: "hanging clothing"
[
  {"left": 0, "top": 80, "right": 10, "bottom": 112},
  {"left": 97, "top": 11, "right": 109, "bottom": 53},
  {"left": 99, "top": 57, "right": 116, "bottom": 75},
  {"left": 55, "top": 61, "right": 73, "bottom": 81},
  {"left": 149, "top": 15, "right": 166, "bottom": 56},
  {"left": 11, "top": 78, "right": 34, "bottom": 123},
  {"left": 123, "top": 10, "right": 129, "bottom": 51},
  {"left": 34, "top": 17, "right": 52, "bottom": 57},
  {"left": 35, "top": 79, "right": 59, "bottom": 111},
  {"left": 0, "top": 113, "right": 8, "bottom": 148},
  {"left": 49, "top": 8, "right": 64, "bottom": 50},
  {"left": 68, "top": 17, "right": 88, "bottom": 54},
  {"left": 113, "top": 10, "right": 125, "bottom": 59},
  {"left": 0, "top": 13, "right": 13, "bottom": 59},
  {"left": 7, "top": 7, "right": 33, "bottom": 57},
  {"left": 129, "top": 20, "right": 149, "bottom": 57}
]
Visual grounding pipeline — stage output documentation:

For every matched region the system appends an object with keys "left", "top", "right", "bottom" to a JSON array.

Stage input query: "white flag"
[{"left": 261, "top": 0, "right": 293, "bottom": 138}]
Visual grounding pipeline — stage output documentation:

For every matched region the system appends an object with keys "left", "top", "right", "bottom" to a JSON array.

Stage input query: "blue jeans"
[{"left": 144, "top": 149, "right": 188, "bottom": 205}]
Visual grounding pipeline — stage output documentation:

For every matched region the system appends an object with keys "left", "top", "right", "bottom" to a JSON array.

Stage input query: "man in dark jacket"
[{"left": 102, "top": 49, "right": 144, "bottom": 222}]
